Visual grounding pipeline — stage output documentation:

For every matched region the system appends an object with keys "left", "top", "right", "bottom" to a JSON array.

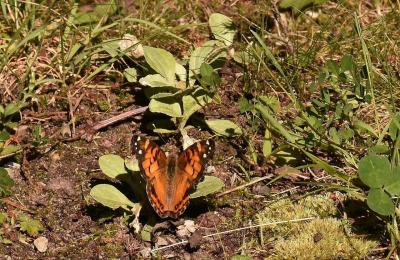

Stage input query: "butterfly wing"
[
  {"left": 132, "top": 136, "right": 170, "bottom": 217},
  {"left": 167, "top": 139, "right": 214, "bottom": 217}
]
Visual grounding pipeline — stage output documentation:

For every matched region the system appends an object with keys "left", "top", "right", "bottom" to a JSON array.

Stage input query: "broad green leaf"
[
  {"left": 189, "top": 40, "right": 226, "bottom": 85},
  {"left": 98, "top": 154, "right": 127, "bottom": 179},
  {"left": 384, "top": 166, "right": 400, "bottom": 196},
  {"left": 125, "top": 158, "right": 139, "bottom": 172},
  {"left": 175, "top": 62, "right": 187, "bottom": 82},
  {"left": 149, "top": 98, "right": 182, "bottom": 118},
  {"left": 152, "top": 128, "right": 178, "bottom": 134},
  {"left": 146, "top": 118, "right": 176, "bottom": 133},
  {"left": 124, "top": 68, "right": 137, "bottom": 83},
  {"left": 102, "top": 40, "right": 119, "bottom": 57},
  {"left": 19, "top": 214, "right": 43, "bottom": 236},
  {"left": 190, "top": 176, "right": 224, "bottom": 198},
  {"left": 4, "top": 103, "right": 20, "bottom": 118},
  {"left": 367, "top": 188, "right": 394, "bottom": 216},
  {"left": 90, "top": 184, "right": 135, "bottom": 210},
  {"left": 144, "top": 46, "right": 176, "bottom": 84},
  {"left": 340, "top": 55, "right": 354, "bottom": 71},
  {"left": 139, "top": 74, "right": 176, "bottom": 88},
  {"left": 0, "top": 144, "right": 21, "bottom": 156},
  {"left": 73, "top": 12, "right": 100, "bottom": 25},
  {"left": 368, "top": 144, "right": 389, "bottom": 154},
  {"left": 209, "top": 13, "right": 236, "bottom": 46},
  {"left": 94, "top": 0, "right": 117, "bottom": 17},
  {"left": 181, "top": 89, "right": 211, "bottom": 128},
  {"left": 358, "top": 155, "right": 391, "bottom": 188},
  {"left": 200, "top": 63, "right": 221, "bottom": 87},
  {"left": 0, "top": 168, "right": 14, "bottom": 197},
  {"left": 206, "top": 119, "right": 242, "bottom": 137},
  {"left": 279, "top": 0, "right": 328, "bottom": 11}
]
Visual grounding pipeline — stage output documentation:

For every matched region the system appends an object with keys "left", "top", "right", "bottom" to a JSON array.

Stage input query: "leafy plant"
[
  {"left": 121, "top": 13, "right": 240, "bottom": 136},
  {"left": 90, "top": 154, "right": 224, "bottom": 239},
  {"left": 19, "top": 214, "right": 44, "bottom": 237},
  {"left": 0, "top": 167, "right": 14, "bottom": 197}
]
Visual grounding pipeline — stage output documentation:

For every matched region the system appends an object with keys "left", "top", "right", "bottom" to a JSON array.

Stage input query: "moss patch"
[{"left": 256, "top": 194, "right": 377, "bottom": 259}]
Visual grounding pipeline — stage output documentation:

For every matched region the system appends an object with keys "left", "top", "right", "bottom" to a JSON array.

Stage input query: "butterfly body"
[{"left": 133, "top": 136, "right": 214, "bottom": 218}]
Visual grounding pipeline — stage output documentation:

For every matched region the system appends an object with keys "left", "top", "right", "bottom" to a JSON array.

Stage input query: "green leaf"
[
  {"left": 256, "top": 104, "right": 297, "bottom": 143},
  {"left": 141, "top": 223, "right": 153, "bottom": 242},
  {"left": 354, "top": 120, "right": 377, "bottom": 137},
  {"left": 90, "top": 184, "right": 136, "bottom": 210},
  {"left": 102, "top": 40, "right": 119, "bottom": 57},
  {"left": 181, "top": 88, "right": 211, "bottom": 128},
  {"left": 239, "top": 97, "right": 251, "bottom": 113},
  {"left": 125, "top": 158, "right": 140, "bottom": 172},
  {"left": 258, "top": 95, "right": 280, "bottom": 113},
  {"left": 206, "top": 119, "right": 242, "bottom": 137},
  {"left": 189, "top": 40, "right": 226, "bottom": 85},
  {"left": 389, "top": 113, "right": 400, "bottom": 141},
  {"left": 0, "top": 144, "right": 21, "bottom": 155},
  {"left": 368, "top": 144, "right": 389, "bottom": 155},
  {"left": 190, "top": 176, "right": 224, "bottom": 198},
  {"left": 19, "top": 214, "right": 43, "bottom": 236},
  {"left": 175, "top": 62, "right": 187, "bottom": 82},
  {"left": 0, "top": 130, "right": 10, "bottom": 142},
  {"left": 94, "top": 0, "right": 117, "bottom": 17},
  {"left": 143, "top": 46, "right": 176, "bottom": 84},
  {"left": 124, "top": 68, "right": 137, "bottom": 83},
  {"left": 0, "top": 168, "right": 14, "bottom": 197},
  {"left": 279, "top": 0, "right": 328, "bottom": 11},
  {"left": 4, "top": 103, "right": 20, "bottom": 118},
  {"left": 0, "top": 212, "right": 6, "bottom": 225},
  {"left": 98, "top": 154, "right": 127, "bottom": 179},
  {"left": 358, "top": 155, "right": 391, "bottom": 188},
  {"left": 139, "top": 74, "right": 176, "bottom": 88},
  {"left": 366, "top": 188, "right": 394, "bottom": 216},
  {"left": 384, "top": 166, "right": 400, "bottom": 196},
  {"left": 200, "top": 63, "right": 221, "bottom": 87},
  {"left": 209, "top": 13, "right": 236, "bottom": 46},
  {"left": 263, "top": 128, "right": 272, "bottom": 158},
  {"left": 149, "top": 98, "right": 182, "bottom": 117}
]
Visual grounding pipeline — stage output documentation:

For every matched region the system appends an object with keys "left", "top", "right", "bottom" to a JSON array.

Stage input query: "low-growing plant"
[
  {"left": 119, "top": 13, "right": 242, "bottom": 139},
  {"left": 89, "top": 154, "right": 224, "bottom": 240}
]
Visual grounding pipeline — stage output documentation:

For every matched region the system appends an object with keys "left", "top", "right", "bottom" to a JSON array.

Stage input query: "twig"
[
  {"left": 2, "top": 198, "right": 34, "bottom": 214},
  {"left": 80, "top": 106, "right": 148, "bottom": 141},
  {"left": 216, "top": 174, "right": 273, "bottom": 197},
  {"left": 151, "top": 217, "right": 315, "bottom": 253}
]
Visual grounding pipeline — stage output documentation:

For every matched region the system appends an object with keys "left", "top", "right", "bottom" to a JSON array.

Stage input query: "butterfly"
[{"left": 132, "top": 136, "right": 214, "bottom": 219}]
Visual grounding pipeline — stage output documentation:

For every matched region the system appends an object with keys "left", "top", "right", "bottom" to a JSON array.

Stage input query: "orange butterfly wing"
[
  {"left": 133, "top": 136, "right": 214, "bottom": 219},
  {"left": 170, "top": 140, "right": 215, "bottom": 217}
]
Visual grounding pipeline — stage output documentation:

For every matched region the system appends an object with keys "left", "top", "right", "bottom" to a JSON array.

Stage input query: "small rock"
[
  {"left": 50, "top": 152, "right": 60, "bottom": 161},
  {"left": 34, "top": 236, "right": 48, "bottom": 252},
  {"left": 188, "top": 230, "right": 202, "bottom": 250},
  {"left": 140, "top": 247, "right": 151, "bottom": 258},
  {"left": 47, "top": 177, "right": 75, "bottom": 196}
]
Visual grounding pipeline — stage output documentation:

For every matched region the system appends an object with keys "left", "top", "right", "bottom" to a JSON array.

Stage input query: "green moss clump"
[
  {"left": 97, "top": 100, "right": 110, "bottom": 112},
  {"left": 256, "top": 193, "right": 377, "bottom": 259}
]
